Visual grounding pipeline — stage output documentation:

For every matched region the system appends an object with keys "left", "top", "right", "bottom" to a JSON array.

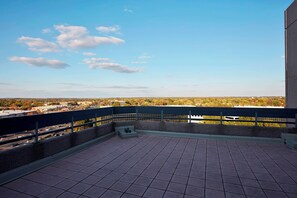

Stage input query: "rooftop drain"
[{"left": 115, "top": 125, "right": 138, "bottom": 138}]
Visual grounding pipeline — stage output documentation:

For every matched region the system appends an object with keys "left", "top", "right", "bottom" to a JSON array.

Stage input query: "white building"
[
  {"left": 188, "top": 115, "right": 203, "bottom": 123},
  {"left": 0, "top": 110, "right": 35, "bottom": 118}
]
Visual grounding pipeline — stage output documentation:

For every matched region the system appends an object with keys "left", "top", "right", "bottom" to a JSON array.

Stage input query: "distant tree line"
[{"left": 0, "top": 97, "right": 285, "bottom": 110}]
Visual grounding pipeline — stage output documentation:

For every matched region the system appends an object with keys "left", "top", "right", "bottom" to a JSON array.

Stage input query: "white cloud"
[
  {"left": 83, "top": 52, "right": 96, "bottom": 56},
  {"left": 9, "top": 56, "right": 69, "bottom": 69},
  {"left": 138, "top": 55, "right": 152, "bottom": 60},
  {"left": 42, "top": 28, "right": 51, "bottom": 34},
  {"left": 54, "top": 25, "right": 124, "bottom": 49},
  {"left": 132, "top": 61, "right": 147, "bottom": 64},
  {"left": 58, "top": 83, "right": 148, "bottom": 90},
  {"left": 123, "top": 8, "right": 133, "bottom": 13},
  {"left": 84, "top": 57, "right": 141, "bottom": 73},
  {"left": 17, "top": 36, "right": 59, "bottom": 52},
  {"left": 0, "top": 82, "right": 12, "bottom": 86},
  {"left": 132, "top": 54, "right": 152, "bottom": 64},
  {"left": 96, "top": 25, "right": 120, "bottom": 34}
]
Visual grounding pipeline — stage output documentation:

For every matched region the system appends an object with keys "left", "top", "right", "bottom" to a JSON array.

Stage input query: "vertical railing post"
[
  {"left": 94, "top": 114, "right": 97, "bottom": 127},
  {"left": 136, "top": 109, "right": 139, "bottom": 121},
  {"left": 71, "top": 116, "right": 74, "bottom": 133},
  {"left": 34, "top": 121, "right": 38, "bottom": 143},
  {"left": 295, "top": 114, "right": 297, "bottom": 128},
  {"left": 111, "top": 108, "right": 114, "bottom": 123},
  {"left": 189, "top": 111, "right": 192, "bottom": 123},
  {"left": 255, "top": 112, "right": 258, "bottom": 127},
  {"left": 220, "top": 112, "right": 223, "bottom": 125},
  {"left": 161, "top": 110, "right": 164, "bottom": 121}
]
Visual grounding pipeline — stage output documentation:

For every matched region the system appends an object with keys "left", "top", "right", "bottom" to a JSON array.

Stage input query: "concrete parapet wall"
[
  {"left": 0, "top": 123, "right": 113, "bottom": 174},
  {"left": 134, "top": 121, "right": 296, "bottom": 138},
  {"left": 113, "top": 121, "right": 135, "bottom": 127}
]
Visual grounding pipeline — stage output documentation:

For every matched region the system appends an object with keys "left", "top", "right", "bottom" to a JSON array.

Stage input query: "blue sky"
[{"left": 0, "top": 0, "right": 293, "bottom": 98}]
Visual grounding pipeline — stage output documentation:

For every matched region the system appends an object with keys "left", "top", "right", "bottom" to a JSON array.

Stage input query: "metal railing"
[{"left": 1, "top": 106, "right": 297, "bottom": 146}]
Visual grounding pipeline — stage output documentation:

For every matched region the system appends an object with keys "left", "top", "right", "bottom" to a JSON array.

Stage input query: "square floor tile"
[
  {"left": 185, "top": 185, "right": 204, "bottom": 197},
  {"left": 188, "top": 177, "right": 205, "bottom": 188},
  {"left": 225, "top": 192, "right": 245, "bottom": 198},
  {"left": 149, "top": 179, "right": 169, "bottom": 190},
  {"left": 83, "top": 186, "right": 106, "bottom": 198},
  {"left": 126, "top": 184, "right": 147, "bottom": 196},
  {"left": 143, "top": 187, "right": 164, "bottom": 198},
  {"left": 110, "top": 181, "right": 131, "bottom": 192},
  {"left": 171, "top": 174, "right": 188, "bottom": 185},
  {"left": 120, "top": 174, "right": 138, "bottom": 183},
  {"left": 68, "top": 183, "right": 91, "bottom": 194},
  {"left": 259, "top": 181, "right": 282, "bottom": 191},
  {"left": 134, "top": 176, "right": 153, "bottom": 187},
  {"left": 95, "top": 178, "right": 117, "bottom": 188},
  {"left": 223, "top": 176, "right": 241, "bottom": 185},
  {"left": 56, "top": 179, "right": 77, "bottom": 190},
  {"left": 81, "top": 175, "right": 102, "bottom": 185},
  {"left": 58, "top": 191, "right": 79, "bottom": 198},
  {"left": 240, "top": 178, "right": 260, "bottom": 188},
  {"left": 0, "top": 187, "right": 33, "bottom": 198},
  {"left": 206, "top": 180, "right": 224, "bottom": 191},
  {"left": 264, "top": 190, "right": 288, "bottom": 198},
  {"left": 167, "top": 182, "right": 186, "bottom": 194},
  {"left": 279, "top": 183, "right": 297, "bottom": 194},
  {"left": 243, "top": 186, "right": 266, "bottom": 197},
  {"left": 38, "top": 187, "right": 64, "bottom": 198},
  {"left": 224, "top": 183, "right": 244, "bottom": 195},
  {"left": 163, "top": 191, "right": 184, "bottom": 198},
  {"left": 100, "top": 190, "right": 122, "bottom": 198},
  {"left": 155, "top": 173, "right": 172, "bottom": 181},
  {"left": 205, "top": 189, "right": 225, "bottom": 198}
]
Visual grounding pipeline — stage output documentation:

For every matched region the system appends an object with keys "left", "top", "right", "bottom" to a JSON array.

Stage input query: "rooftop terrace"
[
  {"left": 1, "top": 134, "right": 297, "bottom": 198},
  {"left": 0, "top": 106, "right": 297, "bottom": 198}
]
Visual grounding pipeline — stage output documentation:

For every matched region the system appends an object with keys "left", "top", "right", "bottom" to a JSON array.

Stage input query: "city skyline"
[{"left": 0, "top": 0, "right": 293, "bottom": 98}]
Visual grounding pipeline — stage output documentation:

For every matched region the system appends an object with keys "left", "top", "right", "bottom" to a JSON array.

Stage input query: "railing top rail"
[
  {"left": 0, "top": 107, "right": 113, "bottom": 135},
  {"left": 134, "top": 106, "right": 297, "bottom": 118},
  {"left": 0, "top": 106, "right": 297, "bottom": 135}
]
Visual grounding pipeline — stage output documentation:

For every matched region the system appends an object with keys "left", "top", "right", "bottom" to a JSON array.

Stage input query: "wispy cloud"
[
  {"left": 9, "top": 56, "right": 69, "bottom": 69},
  {"left": 99, "top": 85, "right": 148, "bottom": 89},
  {"left": 132, "top": 54, "right": 152, "bottom": 64},
  {"left": 42, "top": 28, "right": 51, "bottom": 34},
  {"left": 58, "top": 82, "right": 85, "bottom": 87},
  {"left": 54, "top": 25, "right": 124, "bottom": 49},
  {"left": 138, "top": 55, "right": 151, "bottom": 60},
  {"left": 123, "top": 8, "right": 133, "bottom": 13},
  {"left": 17, "top": 36, "right": 59, "bottom": 52},
  {"left": 0, "top": 82, "right": 12, "bottom": 86},
  {"left": 83, "top": 52, "right": 96, "bottom": 56},
  {"left": 58, "top": 83, "right": 148, "bottom": 90},
  {"left": 84, "top": 57, "right": 142, "bottom": 73},
  {"left": 96, "top": 25, "right": 121, "bottom": 34}
]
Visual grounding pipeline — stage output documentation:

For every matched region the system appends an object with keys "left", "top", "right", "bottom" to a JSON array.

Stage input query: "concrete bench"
[
  {"left": 281, "top": 133, "right": 297, "bottom": 149},
  {"left": 115, "top": 126, "right": 138, "bottom": 138}
]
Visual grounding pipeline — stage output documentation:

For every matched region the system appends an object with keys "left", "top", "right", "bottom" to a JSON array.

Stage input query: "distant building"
[
  {"left": 77, "top": 101, "right": 92, "bottom": 106},
  {"left": 32, "top": 105, "right": 66, "bottom": 113},
  {"left": 111, "top": 100, "right": 126, "bottom": 106},
  {"left": 188, "top": 115, "right": 203, "bottom": 123},
  {"left": 234, "top": 106, "right": 284, "bottom": 108},
  {"left": 225, "top": 116, "right": 239, "bottom": 120},
  {"left": 0, "top": 110, "right": 36, "bottom": 118},
  {"left": 165, "top": 105, "right": 195, "bottom": 107},
  {"left": 60, "top": 102, "right": 69, "bottom": 106}
]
